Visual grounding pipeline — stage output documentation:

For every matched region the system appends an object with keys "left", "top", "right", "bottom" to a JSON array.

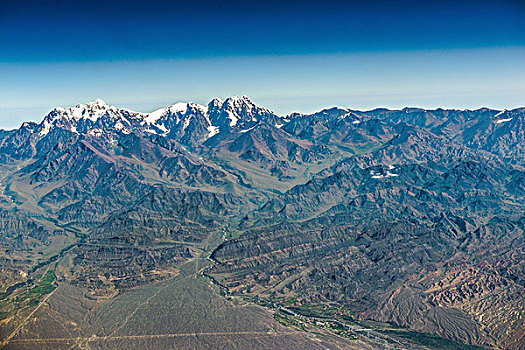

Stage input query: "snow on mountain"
[
  {"left": 143, "top": 102, "right": 207, "bottom": 136},
  {"left": 207, "top": 95, "right": 281, "bottom": 132},
  {"left": 226, "top": 110, "right": 238, "bottom": 127},
  {"left": 493, "top": 110, "right": 506, "bottom": 118},
  {"left": 37, "top": 99, "right": 135, "bottom": 136},
  {"left": 144, "top": 108, "right": 167, "bottom": 125},
  {"left": 495, "top": 118, "right": 513, "bottom": 124},
  {"left": 207, "top": 125, "right": 219, "bottom": 138},
  {"left": 54, "top": 99, "right": 115, "bottom": 122},
  {"left": 35, "top": 99, "right": 213, "bottom": 137},
  {"left": 492, "top": 110, "right": 514, "bottom": 124}
]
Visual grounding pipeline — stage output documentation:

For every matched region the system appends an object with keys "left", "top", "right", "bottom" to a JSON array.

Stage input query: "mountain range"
[{"left": 0, "top": 96, "right": 523, "bottom": 349}]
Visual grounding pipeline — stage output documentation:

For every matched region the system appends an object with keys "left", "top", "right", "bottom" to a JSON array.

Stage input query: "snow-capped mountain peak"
[
  {"left": 38, "top": 99, "right": 129, "bottom": 136},
  {"left": 84, "top": 98, "right": 108, "bottom": 108},
  {"left": 49, "top": 99, "right": 116, "bottom": 123},
  {"left": 209, "top": 97, "right": 224, "bottom": 106},
  {"left": 222, "top": 96, "right": 258, "bottom": 113},
  {"left": 146, "top": 102, "right": 208, "bottom": 123},
  {"left": 170, "top": 102, "right": 189, "bottom": 113},
  {"left": 144, "top": 102, "right": 209, "bottom": 135},
  {"left": 206, "top": 95, "right": 280, "bottom": 131},
  {"left": 32, "top": 96, "right": 280, "bottom": 138},
  {"left": 224, "top": 95, "right": 251, "bottom": 106}
]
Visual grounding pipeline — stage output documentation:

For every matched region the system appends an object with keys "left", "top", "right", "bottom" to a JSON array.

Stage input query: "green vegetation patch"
[
  {"left": 383, "top": 329, "right": 487, "bottom": 350},
  {"left": 14, "top": 270, "right": 56, "bottom": 306},
  {"left": 273, "top": 312, "right": 300, "bottom": 327},
  {"left": 287, "top": 304, "right": 351, "bottom": 319}
]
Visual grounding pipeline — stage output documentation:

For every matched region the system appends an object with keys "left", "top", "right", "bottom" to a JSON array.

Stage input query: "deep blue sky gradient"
[
  {"left": 1, "top": 0, "right": 524, "bottom": 128},
  {"left": 2, "top": 0, "right": 523, "bottom": 62}
]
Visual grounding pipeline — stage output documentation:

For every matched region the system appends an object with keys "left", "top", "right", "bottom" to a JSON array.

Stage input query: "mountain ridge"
[
  {"left": 4, "top": 97, "right": 517, "bottom": 135},
  {"left": 0, "top": 96, "right": 524, "bottom": 349}
]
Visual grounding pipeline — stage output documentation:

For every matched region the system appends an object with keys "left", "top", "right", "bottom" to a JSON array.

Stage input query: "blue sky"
[{"left": 1, "top": 0, "right": 524, "bottom": 128}]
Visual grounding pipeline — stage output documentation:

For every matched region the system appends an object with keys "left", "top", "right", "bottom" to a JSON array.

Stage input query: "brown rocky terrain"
[{"left": 0, "top": 97, "right": 523, "bottom": 349}]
